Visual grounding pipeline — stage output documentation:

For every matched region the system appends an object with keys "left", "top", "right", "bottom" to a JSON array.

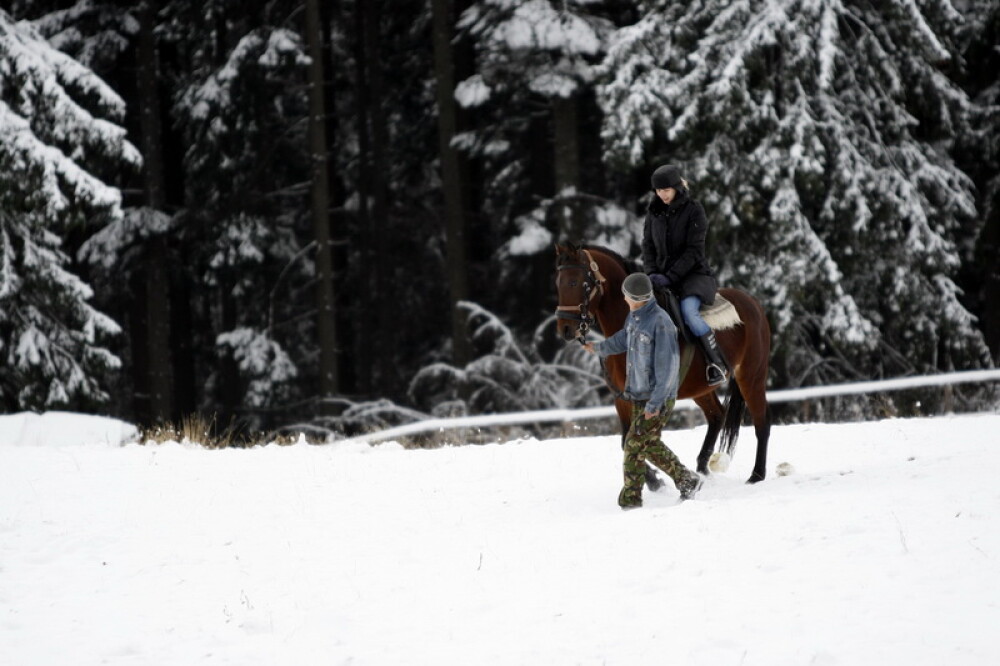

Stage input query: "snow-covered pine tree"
[
  {"left": 25, "top": 0, "right": 187, "bottom": 423},
  {"left": 16, "top": 0, "right": 136, "bottom": 73},
  {"left": 170, "top": 9, "right": 310, "bottom": 420},
  {"left": 333, "top": 0, "right": 484, "bottom": 403},
  {"left": 456, "top": 0, "right": 642, "bottom": 351},
  {"left": 458, "top": 0, "right": 623, "bottom": 245},
  {"left": 0, "top": 9, "right": 140, "bottom": 411},
  {"left": 957, "top": 0, "right": 1000, "bottom": 361},
  {"left": 599, "top": 0, "right": 992, "bottom": 390}
]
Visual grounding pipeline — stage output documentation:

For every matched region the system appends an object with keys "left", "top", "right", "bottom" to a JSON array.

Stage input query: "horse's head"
[{"left": 554, "top": 243, "right": 607, "bottom": 342}]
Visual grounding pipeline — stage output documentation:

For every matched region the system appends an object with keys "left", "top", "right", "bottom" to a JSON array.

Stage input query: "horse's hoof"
[
  {"left": 746, "top": 472, "right": 765, "bottom": 484},
  {"left": 775, "top": 462, "right": 795, "bottom": 476},
  {"left": 708, "top": 451, "right": 730, "bottom": 473}
]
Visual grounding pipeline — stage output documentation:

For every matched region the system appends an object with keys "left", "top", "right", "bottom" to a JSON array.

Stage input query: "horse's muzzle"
[
  {"left": 555, "top": 307, "right": 589, "bottom": 342},
  {"left": 558, "top": 322, "right": 579, "bottom": 342}
]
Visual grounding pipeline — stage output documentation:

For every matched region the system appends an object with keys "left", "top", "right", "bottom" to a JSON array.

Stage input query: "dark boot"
[
  {"left": 677, "top": 472, "right": 703, "bottom": 501},
  {"left": 699, "top": 331, "right": 729, "bottom": 387}
]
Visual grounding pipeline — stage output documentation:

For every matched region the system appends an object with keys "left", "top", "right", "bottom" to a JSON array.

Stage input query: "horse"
[{"left": 554, "top": 243, "right": 772, "bottom": 484}]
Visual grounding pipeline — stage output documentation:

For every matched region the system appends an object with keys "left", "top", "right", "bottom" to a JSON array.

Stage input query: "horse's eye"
[{"left": 569, "top": 281, "right": 578, "bottom": 287}]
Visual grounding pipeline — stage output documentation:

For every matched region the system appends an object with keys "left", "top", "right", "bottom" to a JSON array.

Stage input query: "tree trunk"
[
  {"left": 305, "top": 0, "right": 340, "bottom": 408},
  {"left": 363, "top": 0, "right": 392, "bottom": 389},
  {"left": 219, "top": 279, "right": 241, "bottom": 422},
  {"left": 171, "top": 272, "right": 197, "bottom": 418},
  {"left": 322, "top": 0, "right": 354, "bottom": 393},
  {"left": 352, "top": 3, "right": 374, "bottom": 396},
  {"left": 431, "top": 0, "right": 471, "bottom": 367},
  {"left": 137, "top": 0, "right": 174, "bottom": 424},
  {"left": 552, "top": 95, "right": 581, "bottom": 241}
]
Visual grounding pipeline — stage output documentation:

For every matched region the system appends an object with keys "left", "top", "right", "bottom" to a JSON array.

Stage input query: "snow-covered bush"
[
  {"left": 409, "top": 301, "right": 609, "bottom": 415},
  {"left": 297, "top": 301, "right": 613, "bottom": 444},
  {"left": 216, "top": 327, "right": 297, "bottom": 410}
]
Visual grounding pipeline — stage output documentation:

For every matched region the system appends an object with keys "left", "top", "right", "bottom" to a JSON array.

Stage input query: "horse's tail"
[{"left": 719, "top": 377, "right": 746, "bottom": 457}]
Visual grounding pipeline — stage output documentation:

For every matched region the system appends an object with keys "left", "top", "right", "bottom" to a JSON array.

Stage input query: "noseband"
[{"left": 556, "top": 249, "right": 607, "bottom": 340}]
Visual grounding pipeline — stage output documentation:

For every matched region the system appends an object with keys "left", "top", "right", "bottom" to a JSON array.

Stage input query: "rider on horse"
[{"left": 643, "top": 164, "right": 729, "bottom": 386}]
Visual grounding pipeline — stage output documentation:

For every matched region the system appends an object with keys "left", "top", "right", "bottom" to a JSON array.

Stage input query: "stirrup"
[{"left": 706, "top": 363, "right": 727, "bottom": 387}]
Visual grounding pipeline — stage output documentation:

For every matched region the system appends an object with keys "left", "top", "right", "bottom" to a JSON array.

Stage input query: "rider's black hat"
[{"left": 651, "top": 164, "right": 683, "bottom": 190}]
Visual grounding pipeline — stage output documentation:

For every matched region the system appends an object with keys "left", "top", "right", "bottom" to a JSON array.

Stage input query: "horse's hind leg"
[
  {"left": 748, "top": 402, "right": 771, "bottom": 483},
  {"left": 693, "top": 392, "right": 724, "bottom": 475},
  {"left": 742, "top": 378, "right": 771, "bottom": 483}
]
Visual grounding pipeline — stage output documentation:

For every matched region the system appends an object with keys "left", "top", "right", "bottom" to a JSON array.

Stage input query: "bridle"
[
  {"left": 555, "top": 249, "right": 607, "bottom": 342},
  {"left": 555, "top": 248, "right": 627, "bottom": 400}
]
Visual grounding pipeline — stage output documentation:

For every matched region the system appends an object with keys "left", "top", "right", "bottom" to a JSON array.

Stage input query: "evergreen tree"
[
  {"left": 0, "top": 9, "right": 139, "bottom": 410},
  {"left": 957, "top": 0, "right": 1000, "bottom": 361},
  {"left": 457, "top": 0, "right": 638, "bottom": 346},
  {"left": 333, "top": 0, "right": 464, "bottom": 403},
  {"left": 5, "top": 0, "right": 995, "bottom": 426},
  {"left": 15, "top": 0, "right": 135, "bottom": 73},
  {"left": 599, "top": 0, "right": 992, "bottom": 390},
  {"left": 25, "top": 0, "right": 188, "bottom": 423},
  {"left": 457, "top": 0, "right": 620, "bottom": 240},
  {"left": 169, "top": 3, "right": 311, "bottom": 423}
]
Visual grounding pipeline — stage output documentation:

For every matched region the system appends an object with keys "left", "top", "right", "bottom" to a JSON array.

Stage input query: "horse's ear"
[{"left": 554, "top": 243, "right": 564, "bottom": 255}]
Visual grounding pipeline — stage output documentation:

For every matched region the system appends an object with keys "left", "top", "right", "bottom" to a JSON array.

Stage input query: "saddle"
[{"left": 654, "top": 288, "right": 741, "bottom": 343}]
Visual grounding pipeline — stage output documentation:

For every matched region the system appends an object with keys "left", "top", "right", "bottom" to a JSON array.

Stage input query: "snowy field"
[{"left": 2, "top": 411, "right": 999, "bottom": 666}]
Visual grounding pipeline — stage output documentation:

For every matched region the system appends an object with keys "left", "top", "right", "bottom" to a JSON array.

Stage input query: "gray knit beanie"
[{"left": 622, "top": 273, "right": 653, "bottom": 301}]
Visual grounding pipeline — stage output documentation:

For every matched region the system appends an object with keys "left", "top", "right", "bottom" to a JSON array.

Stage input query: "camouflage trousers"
[{"left": 619, "top": 399, "right": 698, "bottom": 508}]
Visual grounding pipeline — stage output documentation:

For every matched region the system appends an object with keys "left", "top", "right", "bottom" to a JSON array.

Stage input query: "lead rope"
[{"left": 598, "top": 353, "right": 628, "bottom": 402}]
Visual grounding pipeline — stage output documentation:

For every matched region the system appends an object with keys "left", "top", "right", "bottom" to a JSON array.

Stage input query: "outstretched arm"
[{"left": 584, "top": 327, "right": 627, "bottom": 357}]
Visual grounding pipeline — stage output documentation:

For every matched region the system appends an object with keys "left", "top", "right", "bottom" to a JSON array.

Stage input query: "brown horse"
[{"left": 554, "top": 243, "right": 772, "bottom": 483}]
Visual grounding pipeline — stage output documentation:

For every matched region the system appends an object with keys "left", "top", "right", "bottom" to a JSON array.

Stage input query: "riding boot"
[{"left": 699, "top": 331, "right": 729, "bottom": 387}]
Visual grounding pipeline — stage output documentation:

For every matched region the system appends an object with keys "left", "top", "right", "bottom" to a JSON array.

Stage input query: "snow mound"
[{"left": 0, "top": 411, "right": 138, "bottom": 447}]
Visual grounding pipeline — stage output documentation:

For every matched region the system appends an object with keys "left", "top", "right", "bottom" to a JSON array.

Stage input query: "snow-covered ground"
[{"left": 2, "top": 411, "right": 999, "bottom": 665}]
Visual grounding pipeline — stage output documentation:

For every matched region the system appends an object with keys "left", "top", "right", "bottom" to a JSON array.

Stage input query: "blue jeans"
[{"left": 681, "top": 295, "right": 711, "bottom": 337}]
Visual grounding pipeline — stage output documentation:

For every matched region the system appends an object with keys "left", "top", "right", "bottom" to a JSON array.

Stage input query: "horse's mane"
[{"left": 581, "top": 244, "right": 637, "bottom": 275}]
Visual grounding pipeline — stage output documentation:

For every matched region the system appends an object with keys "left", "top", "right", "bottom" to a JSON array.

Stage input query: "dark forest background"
[{"left": 2, "top": 0, "right": 998, "bottom": 436}]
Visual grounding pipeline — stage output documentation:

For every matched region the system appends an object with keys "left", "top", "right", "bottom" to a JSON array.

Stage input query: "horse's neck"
[
  {"left": 596, "top": 300, "right": 627, "bottom": 337},
  {"left": 592, "top": 255, "right": 629, "bottom": 336}
]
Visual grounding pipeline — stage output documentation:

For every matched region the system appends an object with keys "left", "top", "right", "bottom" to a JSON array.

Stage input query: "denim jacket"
[{"left": 595, "top": 299, "right": 679, "bottom": 412}]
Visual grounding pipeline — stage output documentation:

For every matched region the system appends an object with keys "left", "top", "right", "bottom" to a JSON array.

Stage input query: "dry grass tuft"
[
  {"left": 141, "top": 414, "right": 251, "bottom": 448},
  {"left": 139, "top": 415, "right": 322, "bottom": 449}
]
